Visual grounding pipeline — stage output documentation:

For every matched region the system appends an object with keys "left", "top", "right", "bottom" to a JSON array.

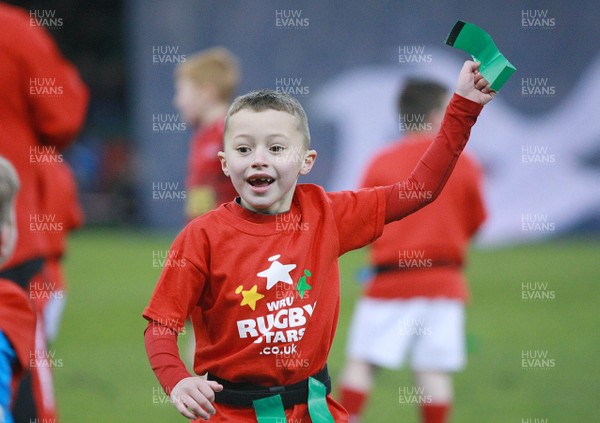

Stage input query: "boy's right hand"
[
  {"left": 455, "top": 60, "right": 496, "bottom": 105},
  {"left": 170, "top": 377, "right": 223, "bottom": 420}
]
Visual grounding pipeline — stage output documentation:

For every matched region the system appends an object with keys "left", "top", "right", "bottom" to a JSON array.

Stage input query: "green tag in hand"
[{"left": 445, "top": 20, "right": 516, "bottom": 91}]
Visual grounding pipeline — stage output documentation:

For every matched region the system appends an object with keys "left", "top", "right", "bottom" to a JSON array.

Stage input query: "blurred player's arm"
[
  {"left": 62, "top": 163, "right": 85, "bottom": 230},
  {"left": 384, "top": 61, "right": 494, "bottom": 223},
  {"left": 467, "top": 161, "right": 487, "bottom": 235},
  {"left": 22, "top": 18, "right": 88, "bottom": 147}
]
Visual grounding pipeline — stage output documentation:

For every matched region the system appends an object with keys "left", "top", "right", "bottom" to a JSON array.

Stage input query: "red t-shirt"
[
  {"left": 186, "top": 119, "right": 238, "bottom": 205},
  {"left": 145, "top": 184, "right": 386, "bottom": 422},
  {"left": 145, "top": 184, "right": 387, "bottom": 383},
  {"left": 362, "top": 134, "right": 486, "bottom": 301}
]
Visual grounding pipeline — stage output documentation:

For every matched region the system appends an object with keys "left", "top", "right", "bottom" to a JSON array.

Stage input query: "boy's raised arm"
[{"left": 384, "top": 60, "right": 494, "bottom": 223}]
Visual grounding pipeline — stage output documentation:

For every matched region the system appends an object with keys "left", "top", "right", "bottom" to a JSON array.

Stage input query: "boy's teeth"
[{"left": 248, "top": 177, "right": 274, "bottom": 186}]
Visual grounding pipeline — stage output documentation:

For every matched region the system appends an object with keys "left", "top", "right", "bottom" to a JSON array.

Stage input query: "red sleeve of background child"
[
  {"left": 0, "top": 280, "right": 36, "bottom": 377},
  {"left": 11, "top": 6, "right": 89, "bottom": 147},
  {"left": 23, "top": 19, "right": 89, "bottom": 146}
]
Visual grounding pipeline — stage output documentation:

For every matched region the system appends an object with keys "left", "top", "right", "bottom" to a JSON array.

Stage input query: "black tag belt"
[{"left": 209, "top": 365, "right": 331, "bottom": 409}]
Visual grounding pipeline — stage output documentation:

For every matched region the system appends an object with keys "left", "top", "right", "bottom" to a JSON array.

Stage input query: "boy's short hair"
[
  {"left": 224, "top": 89, "right": 311, "bottom": 148},
  {"left": 0, "top": 156, "right": 19, "bottom": 225},
  {"left": 175, "top": 47, "right": 241, "bottom": 102},
  {"left": 398, "top": 79, "right": 449, "bottom": 120}
]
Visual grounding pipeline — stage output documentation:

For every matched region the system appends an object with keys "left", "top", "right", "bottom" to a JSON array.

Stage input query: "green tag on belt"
[
  {"left": 252, "top": 377, "right": 335, "bottom": 423},
  {"left": 445, "top": 20, "right": 516, "bottom": 91},
  {"left": 253, "top": 394, "right": 287, "bottom": 423},
  {"left": 307, "top": 377, "right": 335, "bottom": 423}
]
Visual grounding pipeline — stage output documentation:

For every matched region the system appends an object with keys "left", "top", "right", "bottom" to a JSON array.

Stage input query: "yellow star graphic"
[{"left": 235, "top": 285, "right": 265, "bottom": 311}]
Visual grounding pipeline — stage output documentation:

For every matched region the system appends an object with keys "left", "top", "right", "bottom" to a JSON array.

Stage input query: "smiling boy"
[
  {"left": 218, "top": 97, "right": 316, "bottom": 214},
  {"left": 143, "top": 61, "right": 494, "bottom": 422}
]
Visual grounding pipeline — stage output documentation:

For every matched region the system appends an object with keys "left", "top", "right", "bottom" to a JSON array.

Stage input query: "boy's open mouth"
[{"left": 247, "top": 176, "right": 275, "bottom": 188}]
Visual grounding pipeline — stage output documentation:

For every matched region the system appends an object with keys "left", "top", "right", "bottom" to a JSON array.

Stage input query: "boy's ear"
[
  {"left": 218, "top": 151, "right": 230, "bottom": 177},
  {"left": 299, "top": 150, "right": 317, "bottom": 176}
]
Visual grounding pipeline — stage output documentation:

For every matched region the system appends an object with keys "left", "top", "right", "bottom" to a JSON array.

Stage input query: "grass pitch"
[{"left": 53, "top": 229, "right": 599, "bottom": 422}]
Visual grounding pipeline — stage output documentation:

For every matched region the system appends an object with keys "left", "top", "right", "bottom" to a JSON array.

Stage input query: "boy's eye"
[
  {"left": 270, "top": 145, "right": 285, "bottom": 153},
  {"left": 237, "top": 146, "right": 250, "bottom": 153}
]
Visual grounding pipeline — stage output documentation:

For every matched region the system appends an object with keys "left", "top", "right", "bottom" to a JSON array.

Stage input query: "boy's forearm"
[
  {"left": 385, "top": 94, "right": 483, "bottom": 223},
  {"left": 144, "top": 322, "right": 192, "bottom": 394}
]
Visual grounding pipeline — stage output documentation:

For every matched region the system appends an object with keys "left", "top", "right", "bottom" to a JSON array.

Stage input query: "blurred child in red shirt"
[
  {"left": 339, "top": 79, "right": 486, "bottom": 423},
  {"left": 0, "top": 4, "right": 88, "bottom": 421},
  {"left": 30, "top": 161, "right": 84, "bottom": 340},
  {"left": 173, "top": 47, "right": 241, "bottom": 219},
  {"left": 25, "top": 160, "right": 83, "bottom": 423}
]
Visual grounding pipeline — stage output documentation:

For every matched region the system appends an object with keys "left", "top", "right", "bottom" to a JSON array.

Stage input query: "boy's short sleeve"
[
  {"left": 142, "top": 224, "right": 209, "bottom": 333},
  {"left": 326, "top": 187, "right": 387, "bottom": 255}
]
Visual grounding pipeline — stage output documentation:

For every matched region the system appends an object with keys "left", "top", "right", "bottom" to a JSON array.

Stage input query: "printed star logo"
[
  {"left": 235, "top": 285, "right": 264, "bottom": 311},
  {"left": 257, "top": 254, "right": 297, "bottom": 290}
]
